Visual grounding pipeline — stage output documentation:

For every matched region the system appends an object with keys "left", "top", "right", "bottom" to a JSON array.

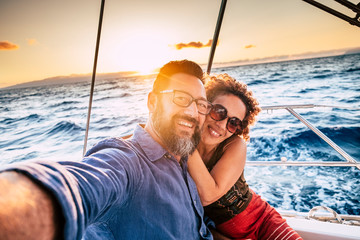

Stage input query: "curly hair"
[{"left": 205, "top": 73, "right": 261, "bottom": 141}]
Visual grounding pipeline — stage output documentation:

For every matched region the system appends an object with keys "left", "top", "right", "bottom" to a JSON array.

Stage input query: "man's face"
[{"left": 152, "top": 73, "right": 207, "bottom": 157}]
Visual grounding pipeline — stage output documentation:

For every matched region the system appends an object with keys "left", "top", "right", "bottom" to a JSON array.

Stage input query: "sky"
[{"left": 1, "top": 0, "right": 360, "bottom": 88}]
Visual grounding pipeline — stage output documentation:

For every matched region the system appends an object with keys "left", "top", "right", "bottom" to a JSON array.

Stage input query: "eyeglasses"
[
  {"left": 159, "top": 89, "right": 212, "bottom": 115},
  {"left": 209, "top": 104, "right": 243, "bottom": 133}
]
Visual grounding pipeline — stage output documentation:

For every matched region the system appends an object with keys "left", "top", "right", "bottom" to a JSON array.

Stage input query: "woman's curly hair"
[{"left": 205, "top": 73, "right": 261, "bottom": 141}]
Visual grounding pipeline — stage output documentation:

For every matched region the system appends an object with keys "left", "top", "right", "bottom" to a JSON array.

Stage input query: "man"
[{"left": 0, "top": 60, "right": 216, "bottom": 239}]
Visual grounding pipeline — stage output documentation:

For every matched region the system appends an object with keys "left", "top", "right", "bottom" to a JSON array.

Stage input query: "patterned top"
[{"left": 204, "top": 136, "right": 253, "bottom": 225}]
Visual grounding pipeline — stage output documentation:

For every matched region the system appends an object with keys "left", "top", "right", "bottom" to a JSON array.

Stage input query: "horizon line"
[{"left": 2, "top": 47, "right": 360, "bottom": 90}]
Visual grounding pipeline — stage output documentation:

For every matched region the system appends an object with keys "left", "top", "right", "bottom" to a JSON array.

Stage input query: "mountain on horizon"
[
  {"left": 213, "top": 47, "right": 360, "bottom": 68},
  {"left": 2, "top": 47, "right": 359, "bottom": 90},
  {"left": 1, "top": 71, "right": 138, "bottom": 90}
]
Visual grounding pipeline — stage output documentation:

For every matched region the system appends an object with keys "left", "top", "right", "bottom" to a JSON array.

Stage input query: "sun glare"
[
  {"left": 100, "top": 30, "right": 173, "bottom": 75},
  {"left": 134, "top": 65, "right": 158, "bottom": 75}
]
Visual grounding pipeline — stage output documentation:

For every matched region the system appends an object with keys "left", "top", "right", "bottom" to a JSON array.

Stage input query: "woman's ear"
[{"left": 147, "top": 91, "right": 157, "bottom": 113}]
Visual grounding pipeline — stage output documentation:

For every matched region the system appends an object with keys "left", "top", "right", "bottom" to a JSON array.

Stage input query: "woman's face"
[{"left": 201, "top": 94, "right": 246, "bottom": 147}]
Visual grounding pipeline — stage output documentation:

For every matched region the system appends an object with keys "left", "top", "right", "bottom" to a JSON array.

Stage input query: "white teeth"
[
  {"left": 210, "top": 128, "right": 220, "bottom": 137},
  {"left": 178, "top": 120, "right": 193, "bottom": 128}
]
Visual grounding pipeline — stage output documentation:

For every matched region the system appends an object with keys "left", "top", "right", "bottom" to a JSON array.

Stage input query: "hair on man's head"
[{"left": 153, "top": 60, "right": 204, "bottom": 92}]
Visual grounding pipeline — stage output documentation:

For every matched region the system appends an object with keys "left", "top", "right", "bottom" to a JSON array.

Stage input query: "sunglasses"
[{"left": 209, "top": 104, "right": 243, "bottom": 133}]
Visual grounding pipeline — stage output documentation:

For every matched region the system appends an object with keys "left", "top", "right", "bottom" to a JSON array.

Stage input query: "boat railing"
[
  {"left": 301, "top": 0, "right": 360, "bottom": 28},
  {"left": 248, "top": 104, "right": 360, "bottom": 170},
  {"left": 279, "top": 206, "right": 360, "bottom": 226}
]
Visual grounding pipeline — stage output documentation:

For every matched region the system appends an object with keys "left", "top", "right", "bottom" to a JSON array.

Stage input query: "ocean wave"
[
  {"left": 340, "top": 98, "right": 360, "bottom": 104},
  {"left": 298, "top": 88, "right": 318, "bottom": 94},
  {"left": 10, "top": 151, "right": 40, "bottom": 163},
  {"left": 59, "top": 106, "right": 87, "bottom": 113},
  {"left": 50, "top": 100, "right": 81, "bottom": 108},
  {"left": 248, "top": 126, "right": 360, "bottom": 162},
  {"left": 46, "top": 121, "right": 83, "bottom": 136},
  {"left": 312, "top": 73, "right": 333, "bottom": 79},
  {"left": 0, "top": 128, "right": 45, "bottom": 148},
  {"left": 346, "top": 67, "right": 360, "bottom": 72},
  {"left": 0, "top": 138, "right": 32, "bottom": 149},
  {"left": 0, "top": 114, "right": 42, "bottom": 125},
  {"left": 0, "top": 107, "right": 10, "bottom": 112},
  {"left": 270, "top": 72, "right": 282, "bottom": 77},
  {"left": 96, "top": 125, "right": 116, "bottom": 131},
  {"left": 249, "top": 79, "right": 267, "bottom": 85},
  {"left": 123, "top": 118, "right": 142, "bottom": 127},
  {"left": 287, "top": 125, "right": 359, "bottom": 142},
  {"left": 267, "top": 78, "right": 284, "bottom": 82},
  {"left": 96, "top": 84, "right": 123, "bottom": 91},
  {"left": 95, "top": 93, "right": 132, "bottom": 101},
  {"left": 0, "top": 96, "right": 21, "bottom": 104}
]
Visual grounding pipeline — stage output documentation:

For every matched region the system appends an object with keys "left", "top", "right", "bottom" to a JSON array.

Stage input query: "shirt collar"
[{"left": 132, "top": 124, "right": 169, "bottom": 162}]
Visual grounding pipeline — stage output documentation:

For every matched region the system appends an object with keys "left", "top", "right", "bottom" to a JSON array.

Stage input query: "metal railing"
[
  {"left": 248, "top": 104, "right": 360, "bottom": 170},
  {"left": 301, "top": 0, "right": 360, "bottom": 27}
]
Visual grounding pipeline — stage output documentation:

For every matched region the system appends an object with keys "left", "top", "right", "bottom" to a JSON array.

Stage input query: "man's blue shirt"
[{"left": 2, "top": 125, "right": 213, "bottom": 239}]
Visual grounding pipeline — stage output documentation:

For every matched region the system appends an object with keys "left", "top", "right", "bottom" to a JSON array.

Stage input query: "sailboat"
[
  {"left": 1, "top": 0, "right": 359, "bottom": 239},
  {"left": 75, "top": 0, "right": 360, "bottom": 239}
]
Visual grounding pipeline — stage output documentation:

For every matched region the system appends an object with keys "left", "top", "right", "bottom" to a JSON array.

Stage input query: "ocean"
[{"left": 1, "top": 53, "right": 359, "bottom": 215}]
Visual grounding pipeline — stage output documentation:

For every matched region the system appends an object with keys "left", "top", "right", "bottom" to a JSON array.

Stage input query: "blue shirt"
[{"left": 1, "top": 125, "right": 213, "bottom": 240}]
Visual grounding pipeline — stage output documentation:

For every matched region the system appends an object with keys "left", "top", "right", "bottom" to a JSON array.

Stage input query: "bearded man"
[{"left": 0, "top": 60, "right": 226, "bottom": 240}]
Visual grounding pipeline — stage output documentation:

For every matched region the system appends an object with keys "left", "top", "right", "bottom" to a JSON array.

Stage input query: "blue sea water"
[{"left": 1, "top": 53, "right": 359, "bottom": 215}]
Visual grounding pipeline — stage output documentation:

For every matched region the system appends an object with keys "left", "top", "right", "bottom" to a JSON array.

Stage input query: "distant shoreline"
[
  {"left": 209, "top": 47, "right": 360, "bottom": 70},
  {"left": 0, "top": 71, "right": 139, "bottom": 91},
  {"left": 2, "top": 48, "right": 359, "bottom": 91}
]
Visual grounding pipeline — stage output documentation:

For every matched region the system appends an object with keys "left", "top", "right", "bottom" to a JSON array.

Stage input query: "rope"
[{"left": 307, "top": 206, "right": 343, "bottom": 224}]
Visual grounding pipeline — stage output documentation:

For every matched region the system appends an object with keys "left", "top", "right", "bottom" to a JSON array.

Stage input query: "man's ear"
[{"left": 147, "top": 91, "right": 157, "bottom": 113}]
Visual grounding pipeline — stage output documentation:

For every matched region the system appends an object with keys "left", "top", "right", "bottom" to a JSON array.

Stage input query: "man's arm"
[{"left": 0, "top": 171, "right": 64, "bottom": 240}]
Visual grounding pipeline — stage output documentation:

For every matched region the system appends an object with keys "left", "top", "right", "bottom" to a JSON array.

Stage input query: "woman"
[{"left": 188, "top": 74, "right": 302, "bottom": 240}]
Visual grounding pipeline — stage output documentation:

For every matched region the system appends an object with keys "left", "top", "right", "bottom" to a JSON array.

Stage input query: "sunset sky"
[{"left": 1, "top": 0, "right": 360, "bottom": 88}]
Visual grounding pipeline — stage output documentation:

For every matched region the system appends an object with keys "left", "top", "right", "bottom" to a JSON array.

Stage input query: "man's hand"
[{"left": 0, "top": 171, "right": 63, "bottom": 240}]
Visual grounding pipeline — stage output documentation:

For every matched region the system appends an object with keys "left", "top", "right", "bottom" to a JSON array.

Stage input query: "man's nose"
[{"left": 183, "top": 101, "right": 199, "bottom": 118}]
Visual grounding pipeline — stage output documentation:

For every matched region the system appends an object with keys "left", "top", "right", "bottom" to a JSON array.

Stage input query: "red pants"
[{"left": 216, "top": 190, "right": 302, "bottom": 240}]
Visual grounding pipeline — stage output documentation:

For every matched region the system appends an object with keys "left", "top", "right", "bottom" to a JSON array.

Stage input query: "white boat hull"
[{"left": 285, "top": 217, "right": 360, "bottom": 240}]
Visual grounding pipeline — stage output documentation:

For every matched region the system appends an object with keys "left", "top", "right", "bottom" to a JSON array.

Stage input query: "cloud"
[
  {"left": 244, "top": 44, "right": 256, "bottom": 49},
  {"left": 27, "top": 38, "right": 38, "bottom": 46},
  {"left": 0, "top": 41, "right": 19, "bottom": 50},
  {"left": 175, "top": 39, "right": 214, "bottom": 50}
]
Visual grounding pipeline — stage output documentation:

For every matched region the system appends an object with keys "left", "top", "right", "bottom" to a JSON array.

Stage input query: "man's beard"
[{"left": 152, "top": 104, "right": 201, "bottom": 158}]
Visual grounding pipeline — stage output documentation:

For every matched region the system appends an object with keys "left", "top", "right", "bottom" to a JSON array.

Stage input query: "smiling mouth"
[
  {"left": 178, "top": 120, "right": 194, "bottom": 128},
  {"left": 208, "top": 126, "right": 221, "bottom": 137}
]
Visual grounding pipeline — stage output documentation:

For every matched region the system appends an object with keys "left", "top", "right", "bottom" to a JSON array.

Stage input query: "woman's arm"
[{"left": 188, "top": 137, "right": 247, "bottom": 206}]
